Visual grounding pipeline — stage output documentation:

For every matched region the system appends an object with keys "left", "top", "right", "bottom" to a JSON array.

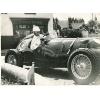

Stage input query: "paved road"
[{"left": 1, "top": 56, "right": 100, "bottom": 85}]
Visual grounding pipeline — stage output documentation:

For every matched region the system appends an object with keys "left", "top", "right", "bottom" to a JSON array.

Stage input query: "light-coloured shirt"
[
  {"left": 30, "top": 35, "right": 41, "bottom": 50},
  {"left": 49, "top": 30, "right": 58, "bottom": 39},
  {"left": 82, "top": 30, "right": 89, "bottom": 37}
]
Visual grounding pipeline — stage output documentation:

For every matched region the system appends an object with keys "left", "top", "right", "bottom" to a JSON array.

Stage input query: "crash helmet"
[{"left": 33, "top": 26, "right": 40, "bottom": 32}]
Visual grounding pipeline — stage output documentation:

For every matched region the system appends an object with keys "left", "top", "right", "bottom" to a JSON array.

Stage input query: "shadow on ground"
[
  {"left": 35, "top": 67, "right": 72, "bottom": 80},
  {"left": 35, "top": 67, "right": 100, "bottom": 85},
  {"left": 90, "top": 72, "right": 100, "bottom": 85}
]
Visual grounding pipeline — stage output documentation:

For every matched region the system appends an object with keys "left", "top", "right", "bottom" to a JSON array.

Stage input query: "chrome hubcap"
[
  {"left": 71, "top": 54, "right": 92, "bottom": 79},
  {"left": 7, "top": 55, "right": 17, "bottom": 65}
]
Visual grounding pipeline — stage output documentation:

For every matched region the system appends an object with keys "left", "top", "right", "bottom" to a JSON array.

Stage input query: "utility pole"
[{"left": 92, "top": 13, "right": 93, "bottom": 20}]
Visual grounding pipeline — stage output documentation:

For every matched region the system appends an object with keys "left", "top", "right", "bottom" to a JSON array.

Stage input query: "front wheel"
[
  {"left": 68, "top": 50, "right": 99, "bottom": 85},
  {"left": 5, "top": 51, "right": 23, "bottom": 67}
]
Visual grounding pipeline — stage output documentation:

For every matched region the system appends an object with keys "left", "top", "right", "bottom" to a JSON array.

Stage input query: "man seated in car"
[
  {"left": 21, "top": 25, "right": 58, "bottom": 52},
  {"left": 30, "top": 26, "right": 43, "bottom": 50},
  {"left": 19, "top": 26, "right": 44, "bottom": 52},
  {"left": 30, "top": 26, "right": 54, "bottom": 49},
  {"left": 30, "top": 25, "right": 59, "bottom": 50}
]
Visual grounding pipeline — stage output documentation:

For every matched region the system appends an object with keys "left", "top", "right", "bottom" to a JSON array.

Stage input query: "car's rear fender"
[{"left": 89, "top": 48, "right": 100, "bottom": 67}]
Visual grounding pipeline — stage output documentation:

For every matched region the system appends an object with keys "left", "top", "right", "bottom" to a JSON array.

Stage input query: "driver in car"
[
  {"left": 19, "top": 26, "right": 45, "bottom": 52},
  {"left": 30, "top": 26, "right": 53, "bottom": 50},
  {"left": 21, "top": 26, "right": 53, "bottom": 52},
  {"left": 30, "top": 26, "right": 43, "bottom": 50}
]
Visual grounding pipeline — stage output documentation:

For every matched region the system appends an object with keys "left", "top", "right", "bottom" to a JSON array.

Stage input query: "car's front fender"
[{"left": 5, "top": 49, "right": 23, "bottom": 62}]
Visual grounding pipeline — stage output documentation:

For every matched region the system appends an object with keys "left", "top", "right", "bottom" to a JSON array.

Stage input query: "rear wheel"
[
  {"left": 68, "top": 49, "right": 99, "bottom": 85},
  {"left": 5, "top": 51, "right": 23, "bottom": 67}
]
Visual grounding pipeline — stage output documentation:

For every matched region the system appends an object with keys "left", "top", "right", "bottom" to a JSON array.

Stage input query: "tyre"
[
  {"left": 68, "top": 49, "right": 99, "bottom": 85},
  {"left": 5, "top": 51, "right": 23, "bottom": 67}
]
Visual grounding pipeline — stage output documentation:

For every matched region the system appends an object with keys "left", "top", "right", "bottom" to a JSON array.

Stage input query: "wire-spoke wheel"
[
  {"left": 7, "top": 55, "right": 17, "bottom": 65},
  {"left": 71, "top": 54, "right": 92, "bottom": 79},
  {"left": 5, "top": 50, "right": 23, "bottom": 67},
  {"left": 68, "top": 49, "right": 99, "bottom": 85}
]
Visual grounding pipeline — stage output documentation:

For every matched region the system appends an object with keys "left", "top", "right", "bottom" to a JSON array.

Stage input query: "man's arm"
[{"left": 23, "top": 34, "right": 34, "bottom": 40}]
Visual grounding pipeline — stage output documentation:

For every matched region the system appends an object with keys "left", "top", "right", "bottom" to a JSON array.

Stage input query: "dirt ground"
[
  {"left": 1, "top": 56, "right": 100, "bottom": 85},
  {"left": 35, "top": 67, "right": 100, "bottom": 85},
  {"left": 1, "top": 67, "right": 100, "bottom": 85}
]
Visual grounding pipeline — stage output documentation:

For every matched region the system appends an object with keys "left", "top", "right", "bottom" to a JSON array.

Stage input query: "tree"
[
  {"left": 87, "top": 20, "right": 97, "bottom": 28},
  {"left": 87, "top": 20, "right": 98, "bottom": 33}
]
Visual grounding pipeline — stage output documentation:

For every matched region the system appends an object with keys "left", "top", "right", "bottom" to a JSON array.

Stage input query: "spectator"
[
  {"left": 52, "top": 28, "right": 58, "bottom": 38},
  {"left": 81, "top": 24, "right": 89, "bottom": 37}
]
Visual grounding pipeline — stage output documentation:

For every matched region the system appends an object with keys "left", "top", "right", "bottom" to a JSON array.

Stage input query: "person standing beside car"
[{"left": 81, "top": 24, "right": 89, "bottom": 38}]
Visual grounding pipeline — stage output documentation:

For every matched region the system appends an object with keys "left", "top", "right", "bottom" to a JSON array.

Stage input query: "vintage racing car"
[{"left": 5, "top": 34, "right": 100, "bottom": 84}]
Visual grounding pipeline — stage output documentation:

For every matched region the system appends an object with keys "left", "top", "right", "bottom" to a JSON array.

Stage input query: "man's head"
[{"left": 33, "top": 26, "right": 40, "bottom": 36}]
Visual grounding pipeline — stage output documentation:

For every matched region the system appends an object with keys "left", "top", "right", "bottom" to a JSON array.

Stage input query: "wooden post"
[{"left": 26, "top": 62, "right": 35, "bottom": 85}]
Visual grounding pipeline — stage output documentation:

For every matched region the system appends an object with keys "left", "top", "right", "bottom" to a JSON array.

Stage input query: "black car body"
[{"left": 5, "top": 34, "right": 100, "bottom": 84}]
